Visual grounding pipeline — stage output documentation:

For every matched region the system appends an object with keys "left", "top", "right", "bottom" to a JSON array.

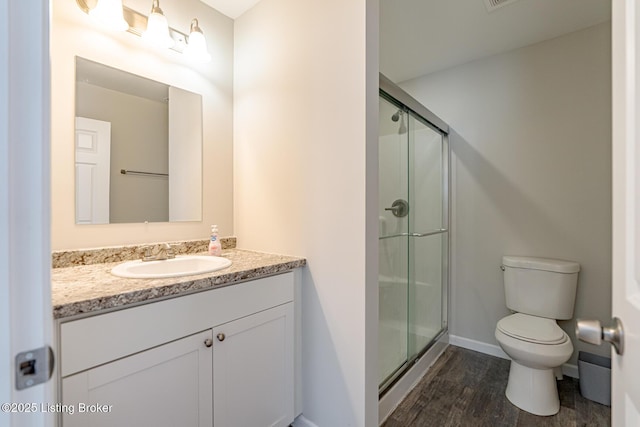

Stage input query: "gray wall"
[
  {"left": 76, "top": 82, "right": 169, "bottom": 223},
  {"left": 400, "top": 22, "right": 612, "bottom": 365}
]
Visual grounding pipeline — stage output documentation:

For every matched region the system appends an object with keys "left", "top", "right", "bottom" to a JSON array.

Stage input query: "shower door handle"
[{"left": 385, "top": 199, "right": 409, "bottom": 218}]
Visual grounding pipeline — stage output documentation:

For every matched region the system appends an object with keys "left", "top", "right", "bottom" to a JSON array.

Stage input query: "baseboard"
[
  {"left": 449, "top": 335, "right": 579, "bottom": 379},
  {"left": 292, "top": 415, "right": 320, "bottom": 427},
  {"left": 562, "top": 363, "right": 579, "bottom": 379},
  {"left": 449, "top": 335, "right": 509, "bottom": 359}
]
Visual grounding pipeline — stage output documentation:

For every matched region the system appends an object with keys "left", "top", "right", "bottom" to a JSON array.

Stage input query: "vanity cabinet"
[
  {"left": 212, "top": 303, "right": 293, "bottom": 427},
  {"left": 62, "top": 330, "right": 213, "bottom": 427},
  {"left": 57, "top": 272, "right": 295, "bottom": 427}
]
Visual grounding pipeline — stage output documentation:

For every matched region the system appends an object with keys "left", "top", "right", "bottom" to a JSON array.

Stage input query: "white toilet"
[{"left": 495, "top": 255, "right": 580, "bottom": 416}]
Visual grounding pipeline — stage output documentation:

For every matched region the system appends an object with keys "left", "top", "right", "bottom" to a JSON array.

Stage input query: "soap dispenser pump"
[{"left": 208, "top": 225, "right": 222, "bottom": 256}]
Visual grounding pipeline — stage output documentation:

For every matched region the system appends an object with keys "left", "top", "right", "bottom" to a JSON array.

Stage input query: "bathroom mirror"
[{"left": 74, "top": 57, "right": 203, "bottom": 224}]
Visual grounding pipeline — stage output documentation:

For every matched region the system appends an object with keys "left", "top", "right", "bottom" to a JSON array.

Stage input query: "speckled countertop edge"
[{"left": 52, "top": 248, "right": 306, "bottom": 320}]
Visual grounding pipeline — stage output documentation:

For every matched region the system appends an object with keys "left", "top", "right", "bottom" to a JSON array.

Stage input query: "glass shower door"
[
  {"left": 407, "top": 113, "right": 448, "bottom": 361},
  {"left": 378, "top": 96, "right": 410, "bottom": 388},
  {"left": 378, "top": 92, "right": 449, "bottom": 394}
]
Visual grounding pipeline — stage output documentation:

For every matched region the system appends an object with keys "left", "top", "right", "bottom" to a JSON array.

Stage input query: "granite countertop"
[{"left": 52, "top": 249, "right": 306, "bottom": 320}]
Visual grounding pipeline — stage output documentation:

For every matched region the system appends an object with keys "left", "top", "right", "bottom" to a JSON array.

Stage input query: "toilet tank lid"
[{"left": 502, "top": 256, "right": 580, "bottom": 273}]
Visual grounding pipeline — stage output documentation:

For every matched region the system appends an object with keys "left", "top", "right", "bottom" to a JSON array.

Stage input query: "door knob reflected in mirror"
[{"left": 576, "top": 317, "right": 624, "bottom": 355}]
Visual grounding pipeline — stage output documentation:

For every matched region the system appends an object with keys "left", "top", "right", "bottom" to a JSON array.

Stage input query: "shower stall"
[{"left": 378, "top": 75, "right": 450, "bottom": 399}]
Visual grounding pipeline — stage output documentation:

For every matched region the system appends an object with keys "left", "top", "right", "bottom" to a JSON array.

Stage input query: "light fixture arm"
[
  {"left": 75, "top": 0, "right": 92, "bottom": 13},
  {"left": 150, "top": 0, "right": 163, "bottom": 15},
  {"left": 190, "top": 18, "right": 203, "bottom": 35}
]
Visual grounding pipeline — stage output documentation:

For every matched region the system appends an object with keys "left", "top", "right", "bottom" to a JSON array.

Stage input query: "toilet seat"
[{"left": 497, "top": 313, "right": 567, "bottom": 345}]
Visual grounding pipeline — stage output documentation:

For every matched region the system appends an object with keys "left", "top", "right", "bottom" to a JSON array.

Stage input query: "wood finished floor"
[{"left": 382, "top": 346, "right": 611, "bottom": 427}]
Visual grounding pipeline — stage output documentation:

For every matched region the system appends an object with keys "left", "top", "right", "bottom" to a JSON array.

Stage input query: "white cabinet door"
[
  {"left": 213, "top": 303, "right": 294, "bottom": 427},
  {"left": 62, "top": 330, "right": 213, "bottom": 427}
]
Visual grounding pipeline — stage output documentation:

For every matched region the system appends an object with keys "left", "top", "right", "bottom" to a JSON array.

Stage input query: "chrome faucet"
[{"left": 142, "top": 243, "right": 175, "bottom": 262}]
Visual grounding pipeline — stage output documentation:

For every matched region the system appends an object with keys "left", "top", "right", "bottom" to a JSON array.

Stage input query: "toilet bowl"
[
  {"left": 496, "top": 256, "right": 580, "bottom": 416},
  {"left": 495, "top": 313, "right": 573, "bottom": 416}
]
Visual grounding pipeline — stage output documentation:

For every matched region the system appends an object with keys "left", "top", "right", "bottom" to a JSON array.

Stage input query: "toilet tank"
[{"left": 502, "top": 256, "right": 580, "bottom": 320}]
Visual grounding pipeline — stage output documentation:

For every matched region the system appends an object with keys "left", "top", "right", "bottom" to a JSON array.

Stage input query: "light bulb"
[
  {"left": 184, "top": 19, "right": 212, "bottom": 63},
  {"left": 89, "top": 0, "right": 128, "bottom": 31},
  {"left": 141, "top": 0, "right": 174, "bottom": 49}
]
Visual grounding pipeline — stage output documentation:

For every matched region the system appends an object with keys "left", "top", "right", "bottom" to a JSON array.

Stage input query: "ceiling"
[
  {"left": 380, "top": 0, "right": 611, "bottom": 83},
  {"left": 199, "top": 0, "right": 261, "bottom": 19},
  {"left": 198, "top": 0, "right": 610, "bottom": 83}
]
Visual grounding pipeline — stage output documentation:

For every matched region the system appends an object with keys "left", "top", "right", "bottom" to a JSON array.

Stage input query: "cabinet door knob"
[
  {"left": 217, "top": 333, "right": 226, "bottom": 342},
  {"left": 204, "top": 338, "right": 213, "bottom": 348}
]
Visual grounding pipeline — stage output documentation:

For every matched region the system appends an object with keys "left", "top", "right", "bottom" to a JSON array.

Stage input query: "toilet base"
[{"left": 505, "top": 360, "right": 560, "bottom": 416}]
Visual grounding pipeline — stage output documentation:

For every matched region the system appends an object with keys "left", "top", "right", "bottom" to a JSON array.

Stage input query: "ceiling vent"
[{"left": 483, "top": 0, "right": 522, "bottom": 12}]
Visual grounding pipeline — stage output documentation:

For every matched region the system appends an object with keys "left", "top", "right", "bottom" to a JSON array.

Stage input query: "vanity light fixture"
[
  {"left": 184, "top": 19, "right": 212, "bottom": 63},
  {"left": 141, "top": 0, "right": 174, "bottom": 49},
  {"left": 76, "top": 0, "right": 212, "bottom": 62},
  {"left": 87, "top": 0, "right": 128, "bottom": 31}
]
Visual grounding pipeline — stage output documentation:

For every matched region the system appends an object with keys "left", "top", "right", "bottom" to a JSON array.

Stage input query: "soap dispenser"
[{"left": 208, "top": 225, "right": 222, "bottom": 256}]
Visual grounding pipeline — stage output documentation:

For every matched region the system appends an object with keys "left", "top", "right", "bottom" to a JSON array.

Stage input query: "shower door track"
[{"left": 380, "top": 74, "right": 449, "bottom": 135}]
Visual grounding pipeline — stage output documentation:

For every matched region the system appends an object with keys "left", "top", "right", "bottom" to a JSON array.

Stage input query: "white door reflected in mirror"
[{"left": 75, "top": 117, "right": 111, "bottom": 224}]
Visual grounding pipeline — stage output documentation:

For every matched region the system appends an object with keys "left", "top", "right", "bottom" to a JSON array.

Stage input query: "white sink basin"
[{"left": 111, "top": 255, "right": 232, "bottom": 279}]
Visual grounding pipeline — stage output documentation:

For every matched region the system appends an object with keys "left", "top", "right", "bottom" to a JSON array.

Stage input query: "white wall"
[
  {"left": 51, "top": 0, "right": 234, "bottom": 250},
  {"left": 400, "top": 22, "right": 612, "bottom": 365},
  {"left": 234, "top": 0, "right": 379, "bottom": 425}
]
